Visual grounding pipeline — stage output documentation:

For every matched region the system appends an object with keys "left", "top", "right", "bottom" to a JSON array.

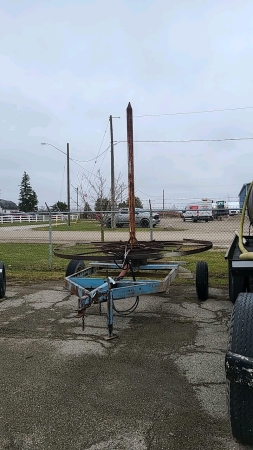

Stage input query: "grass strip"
[{"left": 0, "top": 243, "right": 228, "bottom": 288}]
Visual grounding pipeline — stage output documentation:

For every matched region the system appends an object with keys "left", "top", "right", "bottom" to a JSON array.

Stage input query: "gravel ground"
[
  {"left": 0, "top": 279, "right": 248, "bottom": 450},
  {"left": 0, "top": 215, "right": 246, "bottom": 247}
]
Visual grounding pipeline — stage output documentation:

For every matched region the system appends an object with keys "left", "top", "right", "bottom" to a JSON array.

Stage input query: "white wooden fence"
[{"left": 0, "top": 214, "right": 79, "bottom": 224}]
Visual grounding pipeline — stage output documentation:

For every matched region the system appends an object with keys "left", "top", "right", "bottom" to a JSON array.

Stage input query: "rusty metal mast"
[
  {"left": 54, "top": 106, "right": 213, "bottom": 266},
  {"left": 127, "top": 102, "right": 137, "bottom": 246}
]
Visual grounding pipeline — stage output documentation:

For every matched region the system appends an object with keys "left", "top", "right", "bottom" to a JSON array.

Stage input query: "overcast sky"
[{"left": 1, "top": 0, "right": 253, "bottom": 210}]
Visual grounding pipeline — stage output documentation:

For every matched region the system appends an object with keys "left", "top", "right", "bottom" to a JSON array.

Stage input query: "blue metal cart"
[{"left": 57, "top": 238, "right": 212, "bottom": 339}]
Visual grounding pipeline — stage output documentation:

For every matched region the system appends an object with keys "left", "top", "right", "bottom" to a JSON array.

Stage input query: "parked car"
[
  {"left": 106, "top": 208, "right": 160, "bottom": 228},
  {"left": 229, "top": 209, "right": 240, "bottom": 216}
]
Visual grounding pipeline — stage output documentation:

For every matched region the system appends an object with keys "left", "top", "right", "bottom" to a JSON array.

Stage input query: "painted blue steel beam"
[
  {"left": 77, "top": 280, "right": 162, "bottom": 306},
  {"left": 66, "top": 278, "right": 162, "bottom": 303},
  {"left": 66, "top": 266, "right": 179, "bottom": 305},
  {"left": 64, "top": 261, "right": 180, "bottom": 338}
]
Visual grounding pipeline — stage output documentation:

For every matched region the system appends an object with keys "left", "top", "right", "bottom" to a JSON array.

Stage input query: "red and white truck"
[{"left": 182, "top": 199, "right": 213, "bottom": 222}]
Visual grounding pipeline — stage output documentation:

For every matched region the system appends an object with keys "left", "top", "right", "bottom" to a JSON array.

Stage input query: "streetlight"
[{"left": 41, "top": 142, "right": 71, "bottom": 226}]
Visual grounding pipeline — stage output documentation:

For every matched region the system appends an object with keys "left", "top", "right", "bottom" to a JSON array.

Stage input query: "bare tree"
[
  {"left": 77, "top": 169, "right": 127, "bottom": 238},
  {"left": 78, "top": 169, "right": 127, "bottom": 212},
  {"left": 78, "top": 170, "right": 105, "bottom": 210},
  {"left": 114, "top": 174, "right": 128, "bottom": 206}
]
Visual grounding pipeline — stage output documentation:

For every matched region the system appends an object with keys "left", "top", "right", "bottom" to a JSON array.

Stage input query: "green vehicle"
[{"left": 212, "top": 200, "right": 229, "bottom": 219}]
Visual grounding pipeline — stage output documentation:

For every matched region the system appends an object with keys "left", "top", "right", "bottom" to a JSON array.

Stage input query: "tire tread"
[
  {"left": 196, "top": 261, "right": 208, "bottom": 301},
  {"left": 65, "top": 260, "right": 85, "bottom": 277},
  {"left": 228, "top": 293, "right": 253, "bottom": 445}
]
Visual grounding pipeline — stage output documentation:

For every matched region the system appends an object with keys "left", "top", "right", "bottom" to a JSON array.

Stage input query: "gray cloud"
[{"left": 0, "top": 0, "right": 252, "bottom": 209}]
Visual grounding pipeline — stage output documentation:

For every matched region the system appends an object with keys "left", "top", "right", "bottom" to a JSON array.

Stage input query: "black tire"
[
  {"left": 249, "top": 275, "right": 253, "bottom": 293},
  {"left": 196, "top": 261, "right": 208, "bottom": 301},
  {"left": 140, "top": 219, "right": 149, "bottom": 228},
  {"left": 227, "top": 292, "right": 253, "bottom": 445},
  {"left": 106, "top": 219, "right": 111, "bottom": 228},
  {"left": 0, "top": 262, "right": 6, "bottom": 299},
  {"left": 65, "top": 259, "right": 85, "bottom": 277},
  {"left": 228, "top": 271, "right": 246, "bottom": 303}
]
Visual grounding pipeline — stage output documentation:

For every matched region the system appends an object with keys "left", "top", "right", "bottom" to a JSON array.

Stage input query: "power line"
[
  {"left": 135, "top": 189, "right": 161, "bottom": 198},
  {"left": 98, "top": 141, "right": 121, "bottom": 172},
  {"left": 71, "top": 145, "right": 111, "bottom": 163},
  {"left": 95, "top": 120, "right": 110, "bottom": 160},
  {"left": 70, "top": 159, "right": 103, "bottom": 179},
  {"left": 136, "top": 184, "right": 238, "bottom": 198},
  {"left": 98, "top": 143, "right": 110, "bottom": 171},
  {"left": 116, "top": 137, "right": 253, "bottom": 144},
  {"left": 85, "top": 120, "right": 110, "bottom": 197},
  {"left": 134, "top": 106, "right": 253, "bottom": 118}
]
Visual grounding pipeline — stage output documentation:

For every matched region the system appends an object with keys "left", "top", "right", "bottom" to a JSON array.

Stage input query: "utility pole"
[
  {"left": 109, "top": 115, "right": 115, "bottom": 228},
  {"left": 163, "top": 190, "right": 165, "bottom": 210},
  {"left": 126, "top": 102, "right": 137, "bottom": 245},
  {"left": 67, "top": 143, "right": 70, "bottom": 226}
]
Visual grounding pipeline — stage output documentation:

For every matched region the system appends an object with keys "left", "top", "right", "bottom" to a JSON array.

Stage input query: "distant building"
[
  {"left": 238, "top": 183, "right": 251, "bottom": 210},
  {"left": 0, "top": 199, "right": 19, "bottom": 214}
]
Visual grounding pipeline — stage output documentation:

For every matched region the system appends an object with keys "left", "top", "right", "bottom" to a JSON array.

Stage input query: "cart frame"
[{"left": 65, "top": 261, "right": 180, "bottom": 339}]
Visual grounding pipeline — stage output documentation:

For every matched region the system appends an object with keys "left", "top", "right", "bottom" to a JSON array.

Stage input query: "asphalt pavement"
[{"left": 0, "top": 279, "right": 249, "bottom": 449}]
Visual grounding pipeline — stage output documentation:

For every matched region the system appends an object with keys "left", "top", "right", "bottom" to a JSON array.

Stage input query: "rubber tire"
[
  {"left": 65, "top": 259, "right": 85, "bottom": 277},
  {"left": 227, "top": 292, "right": 253, "bottom": 445},
  {"left": 0, "top": 262, "right": 6, "bottom": 299},
  {"left": 196, "top": 261, "right": 208, "bottom": 301},
  {"left": 140, "top": 219, "right": 150, "bottom": 228},
  {"left": 106, "top": 220, "right": 111, "bottom": 228},
  {"left": 228, "top": 271, "right": 246, "bottom": 303}
]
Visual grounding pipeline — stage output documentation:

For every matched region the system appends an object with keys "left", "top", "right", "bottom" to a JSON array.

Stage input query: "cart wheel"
[
  {"left": 65, "top": 260, "right": 85, "bottom": 277},
  {"left": 227, "top": 292, "right": 253, "bottom": 445},
  {"left": 196, "top": 261, "right": 208, "bottom": 301},
  {"left": 228, "top": 271, "right": 246, "bottom": 303},
  {"left": 0, "top": 262, "right": 6, "bottom": 299}
]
